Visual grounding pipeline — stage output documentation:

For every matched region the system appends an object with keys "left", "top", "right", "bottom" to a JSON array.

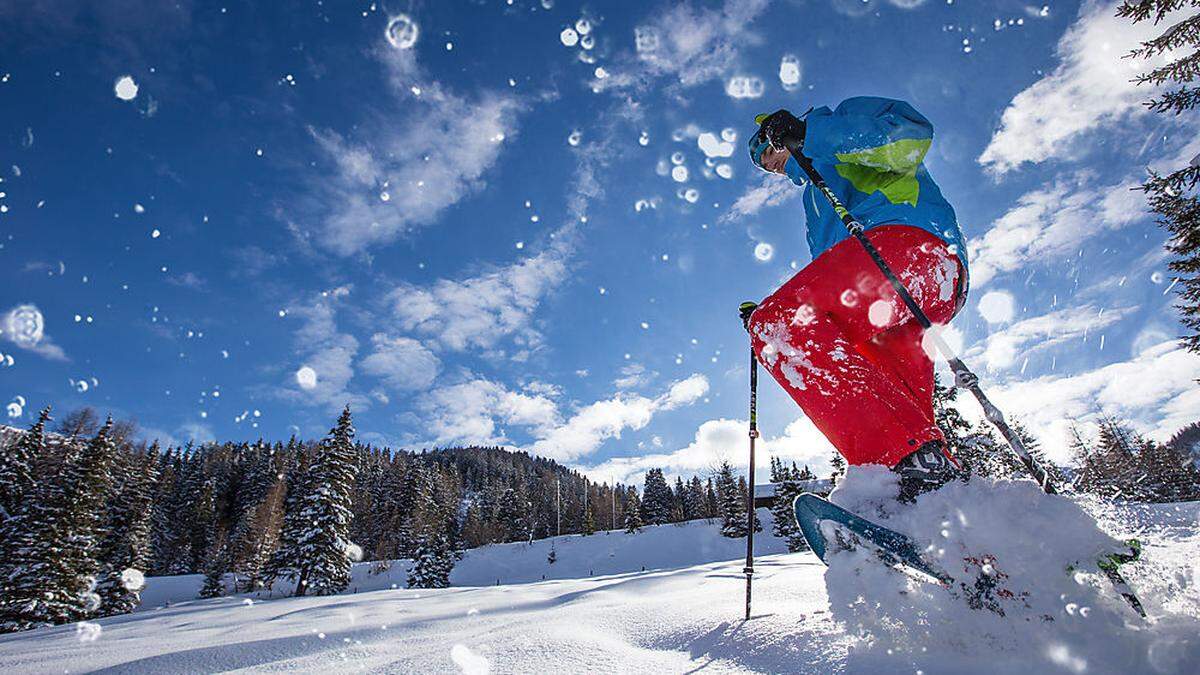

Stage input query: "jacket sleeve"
[{"left": 801, "top": 97, "right": 933, "bottom": 174}]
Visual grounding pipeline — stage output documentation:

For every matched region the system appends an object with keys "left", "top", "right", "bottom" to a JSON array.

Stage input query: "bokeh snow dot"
[
  {"left": 977, "top": 290, "right": 1015, "bottom": 324},
  {"left": 560, "top": 27, "right": 579, "bottom": 47},
  {"left": 385, "top": 15, "right": 419, "bottom": 49},
  {"left": 779, "top": 55, "right": 802, "bottom": 88},
  {"left": 120, "top": 568, "right": 146, "bottom": 591},
  {"left": 754, "top": 242, "right": 774, "bottom": 261},
  {"left": 4, "top": 304, "right": 45, "bottom": 347},
  {"left": 671, "top": 166, "right": 688, "bottom": 182},
  {"left": 868, "top": 300, "right": 894, "bottom": 327},
  {"left": 114, "top": 76, "right": 139, "bottom": 101},
  {"left": 296, "top": 366, "right": 318, "bottom": 390}
]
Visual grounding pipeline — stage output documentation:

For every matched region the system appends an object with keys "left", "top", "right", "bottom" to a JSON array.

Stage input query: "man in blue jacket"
[{"left": 745, "top": 98, "right": 969, "bottom": 502}]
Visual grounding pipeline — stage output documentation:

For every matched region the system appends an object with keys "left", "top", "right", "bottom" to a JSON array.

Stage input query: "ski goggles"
[{"left": 748, "top": 113, "right": 773, "bottom": 169}]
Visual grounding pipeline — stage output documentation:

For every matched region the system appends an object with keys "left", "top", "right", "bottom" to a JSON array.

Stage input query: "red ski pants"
[{"left": 748, "top": 225, "right": 964, "bottom": 468}]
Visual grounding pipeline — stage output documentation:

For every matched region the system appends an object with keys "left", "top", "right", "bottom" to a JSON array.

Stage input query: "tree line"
[{"left": 0, "top": 405, "right": 768, "bottom": 634}]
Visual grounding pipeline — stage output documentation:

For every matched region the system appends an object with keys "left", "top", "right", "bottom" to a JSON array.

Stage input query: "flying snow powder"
[
  {"left": 76, "top": 622, "right": 102, "bottom": 643},
  {"left": 671, "top": 166, "right": 689, "bottom": 182},
  {"left": 385, "top": 14, "right": 419, "bottom": 49},
  {"left": 725, "top": 76, "right": 765, "bottom": 99},
  {"left": 716, "top": 164, "right": 733, "bottom": 179},
  {"left": 754, "top": 242, "right": 774, "bottom": 261},
  {"left": 779, "top": 55, "right": 802, "bottom": 89},
  {"left": 560, "top": 27, "right": 579, "bottom": 47},
  {"left": 3, "top": 304, "right": 45, "bottom": 347},
  {"left": 567, "top": 130, "right": 582, "bottom": 146},
  {"left": 120, "top": 568, "right": 146, "bottom": 591},
  {"left": 114, "top": 76, "right": 138, "bottom": 101},
  {"left": 295, "top": 366, "right": 318, "bottom": 390},
  {"left": 450, "top": 644, "right": 490, "bottom": 675},
  {"left": 977, "top": 290, "right": 1015, "bottom": 324}
]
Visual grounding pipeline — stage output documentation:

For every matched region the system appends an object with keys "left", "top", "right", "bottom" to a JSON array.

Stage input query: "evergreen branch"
[
  {"left": 1145, "top": 84, "right": 1200, "bottom": 113},
  {"left": 1128, "top": 14, "right": 1200, "bottom": 58},
  {"left": 1133, "top": 49, "right": 1200, "bottom": 86}
]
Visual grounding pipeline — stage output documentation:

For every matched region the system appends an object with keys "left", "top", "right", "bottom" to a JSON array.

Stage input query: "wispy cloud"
[
  {"left": 967, "top": 172, "right": 1147, "bottom": 286},
  {"left": 720, "top": 172, "right": 798, "bottom": 224},
  {"left": 359, "top": 333, "right": 441, "bottom": 392},
  {"left": 595, "top": 0, "right": 769, "bottom": 95},
  {"left": 968, "top": 340, "right": 1200, "bottom": 464},
  {"left": 296, "top": 45, "right": 521, "bottom": 256},
  {"left": 964, "top": 304, "right": 1136, "bottom": 372},
  {"left": 277, "top": 291, "right": 367, "bottom": 413},
  {"left": 385, "top": 236, "right": 572, "bottom": 357},
  {"left": 978, "top": 0, "right": 1171, "bottom": 174}
]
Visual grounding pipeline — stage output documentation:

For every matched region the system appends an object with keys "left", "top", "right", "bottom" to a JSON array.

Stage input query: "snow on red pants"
[{"left": 748, "top": 224, "right": 964, "bottom": 468}]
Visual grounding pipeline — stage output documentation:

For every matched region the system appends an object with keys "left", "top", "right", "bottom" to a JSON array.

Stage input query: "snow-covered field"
[{"left": 1, "top": 490, "right": 1198, "bottom": 674}]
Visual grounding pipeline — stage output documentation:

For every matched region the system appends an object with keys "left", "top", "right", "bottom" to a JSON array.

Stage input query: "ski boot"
[{"left": 894, "top": 441, "right": 960, "bottom": 503}]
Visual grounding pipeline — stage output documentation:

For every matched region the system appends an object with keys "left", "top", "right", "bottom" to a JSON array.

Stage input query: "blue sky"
[{"left": 1, "top": 0, "right": 1197, "bottom": 485}]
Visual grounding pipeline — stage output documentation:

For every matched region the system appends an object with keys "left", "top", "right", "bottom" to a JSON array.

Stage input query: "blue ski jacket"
[{"left": 778, "top": 96, "right": 968, "bottom": 297}]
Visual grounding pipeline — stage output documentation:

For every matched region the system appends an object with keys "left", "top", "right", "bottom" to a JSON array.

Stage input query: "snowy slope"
[{"left": 0, "top": 499, "right": 1198, "bottom": 674}]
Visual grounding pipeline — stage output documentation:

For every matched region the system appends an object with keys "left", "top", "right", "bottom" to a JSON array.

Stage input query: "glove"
[{"left": 757, "top": 109, "right": 806, "bottom": 152}]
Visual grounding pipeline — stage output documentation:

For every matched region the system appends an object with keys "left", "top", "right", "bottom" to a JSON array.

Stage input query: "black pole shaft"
[
  {"left": 744, "top": 344, "right": 759, "bottom": 620},
  {"left": 781, "top": 138, "right": 1057, "bottom": 494}
]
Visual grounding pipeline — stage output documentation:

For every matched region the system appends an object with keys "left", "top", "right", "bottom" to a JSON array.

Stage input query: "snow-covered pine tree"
[
  {"left": 198, "top": 540, "right": 229, "bottom": 599},
  {"left": 0, "top": 418, "right": 116, "bottom": 632},
  {"left": 932, "top": 374, "right": 971, "bottom": 454},
  {"left": 407, "top": 533, "right": 452, "bottom": 589},
  {"left": 829, "top": 452, "right": 846, "bottom": 486},
  {"left": 0, "top": 406, "right": 48, "bottom": 528},
  {"left": 685, "top": 476, "right": 706, "bottom": 521},
  {"left": 704, "top": 478, "right": 718, "bottom": 520},
  {"left": 768, "top": 458, "right": 806, "bottom": 552},
  {"left": 623, "top": 485, "right": 642, "bottom": 533},
  {"left": 715, "top": 462, "right": 747, "bottom": 538},
  {"left": 264, "top": 444, "right": 311, "bottom": 588},
  {"left": 1119, "top": 0, "right": 1200, "bottom": 354},
  {"left": 95, "top": 448, "right": 158, "bottom": 617},
  {"left": 291, "top": 406, "right": 358, "bottom": 596},
  {"left": 639, "top": 468, "right": 672, "bottom": 525},
  {"left": 737, "top": 476, "right": 762, "bottom": 533}
]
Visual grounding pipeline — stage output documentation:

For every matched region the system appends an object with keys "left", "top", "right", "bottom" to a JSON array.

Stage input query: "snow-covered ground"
[{"left": 1, "top": 490, "right": 1198, "bottom": 674}]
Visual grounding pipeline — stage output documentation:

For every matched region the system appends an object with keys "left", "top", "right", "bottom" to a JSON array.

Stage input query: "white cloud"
[
  {"left": 386, "top": 235, "right": 571, "bottom": 355},
  {"left": 599, "top": 0, "right": 769, "bottom": 94},
  {"left": 416, "top": 373, "right": 709, "bottom": 463},
  {"left": 580, "top": 415, "right": 837, "bottom": 486},
  {"left": 978, "top": 1, "right": 1172, "bottom": 174},
  {"left": 298, "top": 45, "right": 520, "bottom": 256},
  {"left": 967, "top": 173, "right": 1146, "bottom": 286},
  {"left": 963, "top": 341, "right": 1200, "bottom": 464},
  {"left": 965, "top": 304, "right": 1135, "bottom": 372},
  {"left": 278, "top": 295, "right": 366, "bottom": 412},
  {"left": 613, "top": 363, "right": 650, "bottom": 389},
  {"left": 526, "top": 374, "right": 709, "bottom": 462},
  {"left": 720, "top": 173, "right": 798, "bottom": 223},
  {"left": 359, "top": 334, "right": 440, "bottom": 391},
  {"left": 418, "top": 378, "right": 561, "bottom": 447}
]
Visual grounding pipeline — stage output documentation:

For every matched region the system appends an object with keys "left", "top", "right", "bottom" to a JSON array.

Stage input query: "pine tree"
[
  {"left": 768, "top": 458, "right": 808, "bottom": 552},
  {"left": 95, "top": 449, "right": 158, "bottom": 617},
  {"left": 1119, "top": 0, "right": 1200, "bottom": 354},
  {"left": 737, "top": 476, "right": 762, "bottom": 533},
  {"left": 291, "top": 407, "right": 358, "bottom": 596},
  {"left": 198, "top": 540, "right": 228, "bottom": 599},
  {"left": 264, "top": 449, "right": 310, "bottom": 586},
  {"left": 0, "top": 418, "right": 117, "bottom": 632},
  {"left": 407, "top": 534, "right": 453, "bottom": 589},
  {"left": 639, "top": 468, "right": 672, "bottom": 525},
  {"left": 932, "top": 375, "right": 971, "bottom": 454},
  {"left": 715, "top": 462, "right": 747, "bottom": 538},
  {"left": 0, "top": 407, "right": 48, "bottom": 527},
  {"left": 829, "top": 453, "right": 846, "bottom": 486},
  {"left": 623, "top": 486, "right": 642, "bottom": 533}
]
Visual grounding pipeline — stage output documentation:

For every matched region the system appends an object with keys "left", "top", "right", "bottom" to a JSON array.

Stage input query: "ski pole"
[
  {"left": 740, "top": 301, "right": 760, "bottom": 621},
  {"left": 776, "top": 136, "right": 1058, "bottom": 495}
]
